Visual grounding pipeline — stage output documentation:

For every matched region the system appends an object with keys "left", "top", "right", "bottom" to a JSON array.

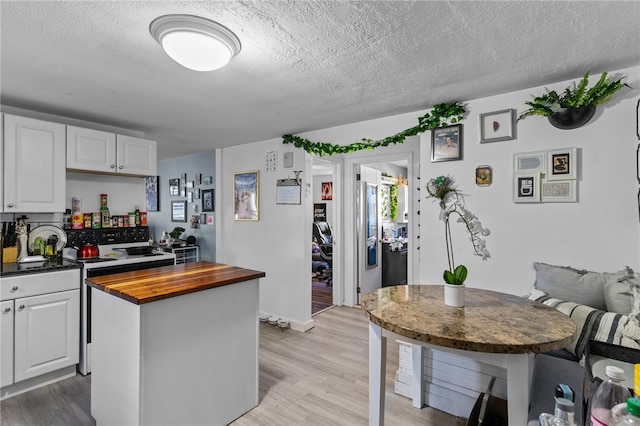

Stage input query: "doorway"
[
  {"left": 356, "top": 160, "right": 410, "bottom": 303},
  {"left": 311, "top": 158, "right": 339, "bottom": 315}
]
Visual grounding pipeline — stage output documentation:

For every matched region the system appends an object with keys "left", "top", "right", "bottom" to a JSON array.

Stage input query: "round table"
[{"left": 361, "top": 285, "right": 576, "bottom": 425}]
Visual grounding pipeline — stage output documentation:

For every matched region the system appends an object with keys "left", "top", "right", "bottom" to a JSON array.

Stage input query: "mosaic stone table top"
[{"left": 361, "top": 285, "right": 576, "bottom": 354}]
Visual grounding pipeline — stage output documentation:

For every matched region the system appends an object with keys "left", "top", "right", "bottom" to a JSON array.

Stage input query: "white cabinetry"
[
  {"left": 3, "top": 114, "right": 66, "bottom": 212},
  {"left": 67, "top": 125, "right": 157, "bottom": 176},
  {"left": 0, "top": 269, "right": 80, "bottom": 398},
  {"left": 1, "top": 300, "right": 14, "bottom": 387}
]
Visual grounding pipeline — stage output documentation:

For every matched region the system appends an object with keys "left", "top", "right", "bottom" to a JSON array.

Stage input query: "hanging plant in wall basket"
[
  {"left": 518, "top": 72, "right": 630, "bottom": 130},
  {"left": 282, "top": 102, "right": 466, "bottom": 156}
]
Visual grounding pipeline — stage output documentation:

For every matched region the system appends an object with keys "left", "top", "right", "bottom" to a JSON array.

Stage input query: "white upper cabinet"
[
  {"left": 67, "top": 126, "right": 157, "bottom": 176},
  {"left": 116, "top": 134, "right": 157, "bottom": 176},
  {"left": 3, "top": 114, "right": 66, "bottom": 212},
  {"left": 66, "top": 126, "right": 117, "bottom": 174}
]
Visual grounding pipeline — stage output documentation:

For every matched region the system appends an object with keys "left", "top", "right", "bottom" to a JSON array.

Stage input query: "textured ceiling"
[{"left": 1, "top": 1, "right": 639, "bottom": 160}]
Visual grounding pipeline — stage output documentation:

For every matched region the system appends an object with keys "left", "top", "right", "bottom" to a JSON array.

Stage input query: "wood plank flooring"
[
  {"left": 311, "top": 277, "right": 333, "bottom": 314},
  {"left": 0, "top": 306, "right": 465, "bottom": 426}
]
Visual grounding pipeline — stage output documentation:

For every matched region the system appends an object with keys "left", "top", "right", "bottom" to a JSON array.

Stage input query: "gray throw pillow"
[
  {"left": 533, "top": 262, "right": 634, "bottom": 311},
  {"left": 604, "top": 276, "right": 640, "bottom": 314}
]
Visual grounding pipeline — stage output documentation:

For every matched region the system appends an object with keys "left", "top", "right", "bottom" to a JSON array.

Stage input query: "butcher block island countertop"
[
  {"left": 86, "top": 261, "right": 265, "bottom": 304},
  {"left": 89, "top": 261, "right": 265, "bottom": 426}
]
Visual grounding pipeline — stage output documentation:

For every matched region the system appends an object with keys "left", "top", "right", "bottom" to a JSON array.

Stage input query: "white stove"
[{"left": 63, "top": 227, "right": 176, "bottom": 375}]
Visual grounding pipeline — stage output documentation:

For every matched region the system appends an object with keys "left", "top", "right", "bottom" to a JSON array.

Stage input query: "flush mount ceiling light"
[{"left": 150, "top": 14, "right": 241, "bottom": 72}]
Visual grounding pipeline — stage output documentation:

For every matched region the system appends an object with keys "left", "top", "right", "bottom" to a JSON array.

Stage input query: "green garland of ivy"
[
  {"left": 282, "top": 102, "right": 466, "bottom": 156},
  {"left": 389, "top": 184, "right": 398, "bottom": 222}
]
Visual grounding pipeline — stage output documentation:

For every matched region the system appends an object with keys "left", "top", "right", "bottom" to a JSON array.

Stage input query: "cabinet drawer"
[{"left": 1, "top": 269, "right": 80, "bottom": 301}]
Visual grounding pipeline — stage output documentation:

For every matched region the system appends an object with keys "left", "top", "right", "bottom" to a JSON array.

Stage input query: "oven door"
[{"left": 79, "top": 257, "right": 175, "bottom": 376}]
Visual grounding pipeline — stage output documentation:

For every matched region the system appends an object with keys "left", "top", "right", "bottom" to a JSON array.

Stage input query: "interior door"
[{"left": 357, "top": 165, "right": 382, "bottom": 303}]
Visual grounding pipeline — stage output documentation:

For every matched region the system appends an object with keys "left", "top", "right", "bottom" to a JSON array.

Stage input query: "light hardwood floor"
[{"left": 0, "top": 306, "right": 465, "bottom": 426}]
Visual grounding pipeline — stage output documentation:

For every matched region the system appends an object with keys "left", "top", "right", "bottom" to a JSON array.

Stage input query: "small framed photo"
[
  {"left": 514, "top": 151, "right": 546, "bottom": 174},
  {"left": 547, "top": 147, "right": 577, "bottom": 180},
  {"left": 180, "top": 187, "right": 186, "bottom": 198},
  {"left": 169, "top": 178, "right": 180, "bottom": 196},
  {"left": 479, "top": 109, "right": 516, "bottom": 143},
  {"left": 541, "top": 180, "right": 577, "bottom": 202},
  {"left": 234, "top": 171, "right": 259, "bottom": 221},
  {"left": 200, "top": 213, "right": 207, "bottom": 225},
  {"left": 475, "top": 165, "right": 493, "bottom": 186},
  {"left": 194, "top": 188, "right": 201, "bottom": 199},
  {"left": 171, "top": 200, "right": 187, "bottom": 222},
  {"left": 513, "top": 173, "right": 541, "bottom": 203},
  {"left": 202, "top": 189, "right": 214, "bottom": 212},
  {"left": 187, "top": 191, "right": 193, "bottom": 203},
  {"left": 187, "top": 180, "right": 194, "bottom": 189},
  {"left": 180, "top": 173, "right": 187, "bottom": 184},
  {"left": 195, "top": 173, "right": 202, "bottom": 185},
  {"left": 431, "top": 124, "right": 463, "bottom": 162},
  {"left": 204, "top": 176, "right": 213, "bottom": 185}
]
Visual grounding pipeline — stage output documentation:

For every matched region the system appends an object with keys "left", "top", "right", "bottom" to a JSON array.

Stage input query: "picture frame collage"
[
  {"left": 513, "top": 148, "right": 578, "bottom": 203},
  {"left": 169, "top": 172, "right": 214, "bottom": 226}
]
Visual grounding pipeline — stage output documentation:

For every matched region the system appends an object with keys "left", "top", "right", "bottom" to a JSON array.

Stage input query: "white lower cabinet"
[
  {"left": 1, "top": 300, "right": 14, "bottom": 387},
  {"left": 0, "top": 269, "right": 80, "bottom": 398}
]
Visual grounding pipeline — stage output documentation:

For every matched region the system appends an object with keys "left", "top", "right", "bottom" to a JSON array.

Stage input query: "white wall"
[
  {"left": 217, "top": 141, "right": 313, "bottom": 331},
  {"left": 419, "top": 65, "right": 640, "bottom": 296},
  {"left": 218, "top": 65, "right": 640, "bottom": 328}
]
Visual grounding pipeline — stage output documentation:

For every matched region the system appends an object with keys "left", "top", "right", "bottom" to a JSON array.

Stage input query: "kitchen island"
[{"left": 86, "top": 261, "right": 265, "bottom": 426}]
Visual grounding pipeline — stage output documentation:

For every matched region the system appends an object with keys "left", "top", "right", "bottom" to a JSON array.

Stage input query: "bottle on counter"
[
  {"left": 100, "top": 193, "right": 111, "bottom": 228},
  {"left": 128, "top": 212, "right": 136, "bottom": 227},
  {"left": 141, "top": 211, "right": 147, "bottom": 227},
  {"left": 135, "top": 206, "right": 141, "bottom": 227},
  {"left": 62, "top": 209, "right": 72, "bottom": 230},
  {"left": 591, "top": 365, "right": 631, "bottom": 426}
]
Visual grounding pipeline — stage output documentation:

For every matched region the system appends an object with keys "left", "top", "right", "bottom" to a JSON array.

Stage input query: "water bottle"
[
  {"left": 591, "top": 365, "right": 632, "bottom": 426},
  {"left": 539, "top": 397, "right": 576, "bottom": 425},
  {"left": 610, "top": 398, "right": 640, "bottom": 425}
]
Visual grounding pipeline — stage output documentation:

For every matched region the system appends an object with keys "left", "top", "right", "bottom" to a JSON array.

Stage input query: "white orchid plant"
[{"left": 426, "top": 175, "right": 491, "bottom": 285}]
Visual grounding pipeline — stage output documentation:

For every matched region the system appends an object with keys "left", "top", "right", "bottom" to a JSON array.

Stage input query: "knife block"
[{"left": 2, "top": 247, "right": 17, "bottom": 263}]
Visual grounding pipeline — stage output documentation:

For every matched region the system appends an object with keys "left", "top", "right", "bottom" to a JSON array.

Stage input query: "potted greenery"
[
  {"left": 518, "top": 72, "right": 630, "bottom": 129},
  {"left": 169, "top": 227, "right": 185, "bottom": 247},
  {"left": 426, "top": 176, "right": 490, "bottom": 307}
]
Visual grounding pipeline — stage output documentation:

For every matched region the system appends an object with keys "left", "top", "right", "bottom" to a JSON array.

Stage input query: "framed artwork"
[
  {"left": 514, "top": 151, "right": 546, "bottom": 174},
  {"left": 234, "top": 171, "right": 259, "bottom": 221},
  {"left": 195, "top": 173, "right": 202, "bottom": 185},
  {"left": 366, "top": 183, "right": 378, "bottom": 268},
  {"left": 180, "top": 187, "right": 186, "bottom": 198},
  {"left": 187, "top": 180, "right": 194, "bottom": 189},
  {"left": 169, "top": 178, "right": 180, "bottom": 196},
  {"left": 475, "top": 165, "right": 493, "bottom": 186},
  {"left": 431, "top": 124, "right": 463, "bottom": 162},
  {"left": 187, "top": 191, "right": 193, "bottom": 203},
  {"left": 202, "top": 189, "right": 214, "bottom": 212},
  {"left": 541, "top": 180, "right": 577, "bottom": 202},
  {"left": 321, "top": 182, "right": 333, "bottom": 200},
  {"left": 204, "top": 176, "right": 213, "bottom": 185},
  {"left": 145, "top": 176, "right": 159, "bottom": 211},
  {"left": 171, "top": 200, "right": 187, "bottom": 222},
  {"left": 180, "top": 173, "right": 187, "bottom": 184},
  {"left": 547, "top": 147, "right": 577, "bottom": 180},
  {"left": 194, "top": 188, "right": 201, "bottom": 199},
  {"left": 479, "top": 109, "right": 516, "bottom": 143},
  {"left": 200, "top": 213, "right": 206, "bottom": 225},
  {"left": 513, "top": 173, "right": 541, "bottom": 203}
]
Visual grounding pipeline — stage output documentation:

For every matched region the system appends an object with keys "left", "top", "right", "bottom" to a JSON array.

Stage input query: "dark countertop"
[
  {"left": 0, "top": 257, "right": 81, "bottom": 277},
  {"left": 86, "top": 261, "right": 266, "bottom": 305}
]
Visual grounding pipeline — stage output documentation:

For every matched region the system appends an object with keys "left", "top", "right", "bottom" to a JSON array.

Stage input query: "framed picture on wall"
[
  {"left": 321, "top": 182, "right": 333, "bottom": 200},
  {"left": 513, "top": 173, "right": 541, "bottom": 203},
  {"left": 234, "top": 171, "right": 259, "bottom": 221},
  {"left": 475, "top": 165, "right": 493, "bottom": 186},
  {"left": 546, "top": 147, "right": 577, "bottom": 180},
  {"left": 479, "top": 109, "right": 516, "bottom": 143},
  {"left": 541, "top": 180, "right": 577, "bottom": 202},
  {"left": 366, "top": 183, "right": 378, "bottom": 268},
  {"left": 169, "top": 178, "right": 180, "bottom": 196},
  {"left": 514, "top": 151, "right": 546, "bottom": 174},
  {"left": 431, "top": 124, "right": 463, "bottom": 162},
  {"left": 171, "top": 200, "right": 187, "bottom": 222},
  {"left": 145, "top": 176, "right": 159, "bottom": 211},
  {"left": 202, "top": 189, "right": 214, "bottom": 212}
]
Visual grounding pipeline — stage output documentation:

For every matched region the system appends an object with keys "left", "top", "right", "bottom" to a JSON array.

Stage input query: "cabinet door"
[
  {"left": 14, "top": 289, "right": 79, "bottom": 383},
  {"left": 1, "top": 300, "right": 14, "bottom": 387},
  {"left": 1, "top": 114, "right": 4, "bottom": 212},
  {"left": 66, "top": 125, "right": 117, "bottom": 173},
  {"left": 116, "top": 135, "right": 157, "bottom": 176},
  {"left": 3, "top": 114, "right": 66, "bottom": 212}
]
